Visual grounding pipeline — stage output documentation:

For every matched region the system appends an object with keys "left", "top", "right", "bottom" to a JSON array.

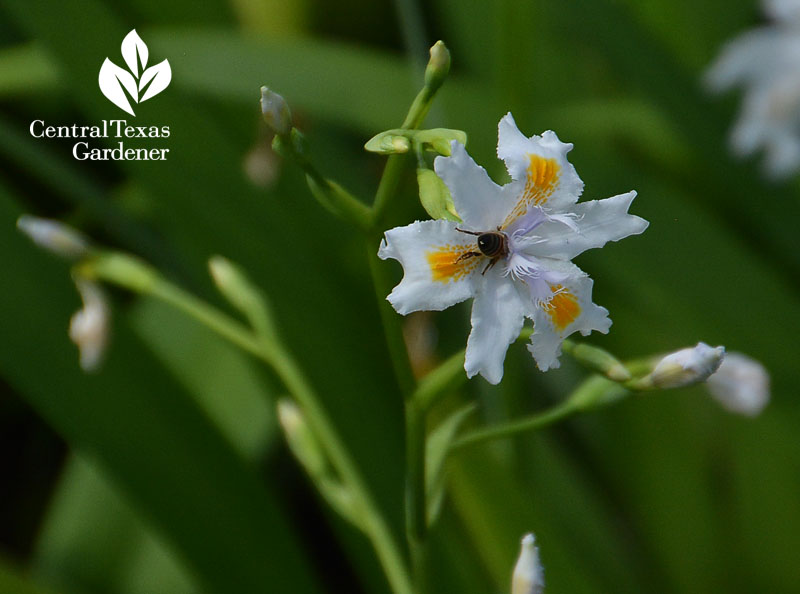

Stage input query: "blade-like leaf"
[
  {"left": 0, "top": 186, "right": 319, "bottom": 594},
  {"left": 98, "top": 58, "right": 137, "bottom": 114},
  {"left": 120, "top": 29, "right": 147, "bottom": 77},
  {"left": 426, "top": 404, "right": 476, "bottom": 526},
  {"left": 139, "top": 58, "right": 171, "bottom": 102}
]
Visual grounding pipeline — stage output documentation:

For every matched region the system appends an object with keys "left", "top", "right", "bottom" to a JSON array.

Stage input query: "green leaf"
[
  {"left": 0, "top": 43, "right": 59, "bottom": 96},
  {"left": 0, "top": 556, "right": 58, "bottom": 594},
  {"left": 425, "top": 404, "right": 476, "bottom": 526},
  {"left": 33, "top": 455, "right": 196, "bottom": 594},
  {"left": 0, "top": 185, "right": 319, "bottom": 594}
]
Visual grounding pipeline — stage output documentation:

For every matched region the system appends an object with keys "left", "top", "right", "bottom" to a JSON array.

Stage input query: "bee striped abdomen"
[{"left": 477, "top": 232, "right": 508, "bottom": 258}]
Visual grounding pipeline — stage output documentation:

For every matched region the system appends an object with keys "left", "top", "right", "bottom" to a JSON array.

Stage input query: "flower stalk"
[{"left": 78, "top": 251, "right": 414, "bottom": 594}]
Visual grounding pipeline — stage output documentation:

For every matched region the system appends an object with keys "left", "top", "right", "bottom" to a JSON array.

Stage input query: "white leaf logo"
[{"left": 98, "top": 29, "right": 171, "bottom": 116}]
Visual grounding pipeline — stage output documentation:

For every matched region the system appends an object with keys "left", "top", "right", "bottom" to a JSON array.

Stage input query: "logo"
[{"left": 99, "top": 29, "right": 171, "bottom": 116}]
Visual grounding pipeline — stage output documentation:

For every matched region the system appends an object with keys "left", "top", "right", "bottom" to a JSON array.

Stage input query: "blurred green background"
[{"left": 1, "top": 0, "right": 799, "bottom": 593}]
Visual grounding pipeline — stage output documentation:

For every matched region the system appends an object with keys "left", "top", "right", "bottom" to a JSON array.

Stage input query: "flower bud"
[
  {"left": 69, "top": 279, "right": 110, "bottom": 372},
  {"left": 364, "top": 130, "right": 411, "bottom": 154},
  {"left": 209, "top": 255, "right": 276, "bottom": 340},
  {"left": 424, "top": 40, "right": 450, "bottom": 91},
  {"left": 706, "top": 352, "right": 770, "bottom": 416},
  {"left": 260, "top": 86, "right": 292, "bottom": 136},
  {"left": 650, "top": 342, "right": 725, "bottom": 389},
  {"left": 512, "top": 533, "right": 544, "bottom": 594},
  {"left": 561, "top": 341, "right": 631, "bottom": 382},
  {"left": 277, "top": 400, "right": 327, "bottom": 477},
  {"left": 17, "top": 215, "right": 90, "bottom": 260},
  {"left": 417, "top": 168, "right": 459, "bottom": 222}
]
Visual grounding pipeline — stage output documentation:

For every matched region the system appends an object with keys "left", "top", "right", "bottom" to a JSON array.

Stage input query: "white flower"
[
  {"left": 378, "top": 113, "right": 648, "bottom": 384},
  {"left": 705, "top": 0, "right": 800, "bottom": 177},
  {"left": 512, "top": 533, "right": 544, "bottom": 594},
  {"left": 69, "top": 279, "right": 110, "bottom": 372},
  {"left": 650, "top": 342, "right": 725, "bottom": 389},
  {"left": 706, "top": 352, "right": 770, "bottom": 416}
]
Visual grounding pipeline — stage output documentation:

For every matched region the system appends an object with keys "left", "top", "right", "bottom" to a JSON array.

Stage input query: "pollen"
[
  {"left": 544, "top": 285, "right": 580, "bottom": 331},
  {"left": 426, "top": 245, "right": 478, "bottom": 282},
  {"left": 502, "top": 154, "right": 560, "bottom": 228}
]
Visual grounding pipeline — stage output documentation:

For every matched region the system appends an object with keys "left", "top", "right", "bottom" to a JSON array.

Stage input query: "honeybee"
[{"left": 455, "top": 227, "right": 509, "bottom": 273}]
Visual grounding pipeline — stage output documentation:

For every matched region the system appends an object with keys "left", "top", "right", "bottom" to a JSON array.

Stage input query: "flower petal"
[
  {"left": 464, "top": 265, "right": 527, "bottom": 384},
  {"left": 522, "top": 191, "right": 648, "bottom": 260},
  {"left": 527, "top": 275, "right": 611, "bottom": 371},
  {"left": 706, "top": 352, "right": 770, "bottom": 416},
  {"left": 434, "top": 141, "right": 507, "bottom": 230},
  {"left": 496, "top": 113, "right": 584, "bottom": 227},
  {"left": 379, "top": 219, "right": 482, "bottom": 315}
]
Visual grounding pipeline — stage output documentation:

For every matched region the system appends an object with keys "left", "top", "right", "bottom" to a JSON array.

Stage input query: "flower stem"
[
  {"left": 412, "top": 348, "right": 466, "bottom": 410},
  {"left": 405, "top": 397, "right": 428, "bottom": 593},
  {"left": 366, "top": 240, "right": 416, "bottom": 397},
  {"left": 85, "top": 254, "right": 414, "bottom": 594},
  {"left": 371, "top": 71, "right": 445, "bottom": 228},
  {"left": 450, "top": 399, "right": 580, "bottom": 452},
  {"left": 450, "top": 374, "right": 635, "bottom": 453}
]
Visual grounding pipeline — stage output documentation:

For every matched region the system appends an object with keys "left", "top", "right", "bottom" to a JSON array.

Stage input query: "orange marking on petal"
[
  {"left": 501, "top": 154, "right": 560, "bottom": 229},
  {"left": 544, "top": 285, "right": 580, "bottom": 331},
  {"left": 426, "top": 245, "right": 480, "bottom": 283}
]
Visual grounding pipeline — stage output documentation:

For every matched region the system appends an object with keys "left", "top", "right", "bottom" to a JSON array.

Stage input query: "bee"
[{"left": 455, "top": 228, "right": 509, "bottom": 273}]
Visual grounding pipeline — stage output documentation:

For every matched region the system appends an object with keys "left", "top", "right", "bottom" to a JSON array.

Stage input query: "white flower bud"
[
  {"left": 706, "top": 352, "right": 770, "bottom": 416},
  {"left": 512, "top": 534, "right": 544, "bottom": 594},
  {"left": 650, "top": 342, "right": 725, "bottom": 389},
  {"left": 69, "top": 279, "right": 110, "bottom": 372},
  {"left": 17, "top": 215, "right": 90, "bottom": 260},
  {"left": 260, "top": 86, "right": 292, "bottom": 136}
]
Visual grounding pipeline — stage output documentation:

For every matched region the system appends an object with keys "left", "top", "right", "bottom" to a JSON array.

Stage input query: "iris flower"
[
  {"left": 706, "top": 0, "right": 800, "bottom": 178},
  {"left": 378, "top": 114, "right": 648, "bottom": 384}
]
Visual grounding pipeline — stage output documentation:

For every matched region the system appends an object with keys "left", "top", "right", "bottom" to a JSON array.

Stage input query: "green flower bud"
[
  {"left": 424, "top": 40, "right": 450, "bottom": 91},
  {"left": 364, "top": 129, "right": 411, "bottom": 154},
  {"left": 209, "top": 255, "right": 276, "bottom": 340},
  {"left": 561, "top": 341, "right": 631, "bottom": 381},
  {"left": 415, "top": 128, "right": 467, "bottom": 155},
  {"left": 417, "top": 168, "right": 460, "bottom": 221},
  {"left": 277, "top": 400, "right": 327, "bottom": 477}
]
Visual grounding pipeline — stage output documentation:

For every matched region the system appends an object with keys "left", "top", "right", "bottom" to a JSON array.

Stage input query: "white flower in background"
[
  {"left": 706, "top": 352, "right": 770, "bottom": 416},
  {"left": 17, "top": 215, "right": 90, "bottom": 260},
  {"left": 706, "top": 0, "right": 800, "bottom": 177},
  {"left": 512, "top": 533, "right": 544, "bottom": 594},
  {"left": 650, "top": 342, "right": 725, "bottom": 389},
  {"left": 378, "top": 113, "right": 648, "bottom": 384},
  {"left": 69, "top": 279, "right": 111, "bottom": 372}
]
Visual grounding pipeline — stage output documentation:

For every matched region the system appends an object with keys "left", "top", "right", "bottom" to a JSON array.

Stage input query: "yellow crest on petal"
[
  {"left": 501, "top": 154, "right": 560, "bottom": 229},
  {"left": 426, "top": 245, "right": 479, "bottom": 282},
  {"left": 544, "top": 285, "right": 580, "bottom": 331}
]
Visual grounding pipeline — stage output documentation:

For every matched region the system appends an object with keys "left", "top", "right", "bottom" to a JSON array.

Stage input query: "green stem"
[
  {"left": 405, "top": 398, "right": 427, "bottom": 593},
  {"left": 450, "top": 399, "right": 579, "bottom": 452},
  {"left": 371, "top": 81, "right": 442, "bottom": 227},
  {"left": 274, "top": 132, "right": 372, "bottom": 231},
  {"left": 366, "top": 240, "right": 416, "bottom": 397},
  {"left": 413, "top": 348, "right": 466, "bottom": 410},
  {"left": 89, "top": 257, "right": 414, "bottom": 594}
]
